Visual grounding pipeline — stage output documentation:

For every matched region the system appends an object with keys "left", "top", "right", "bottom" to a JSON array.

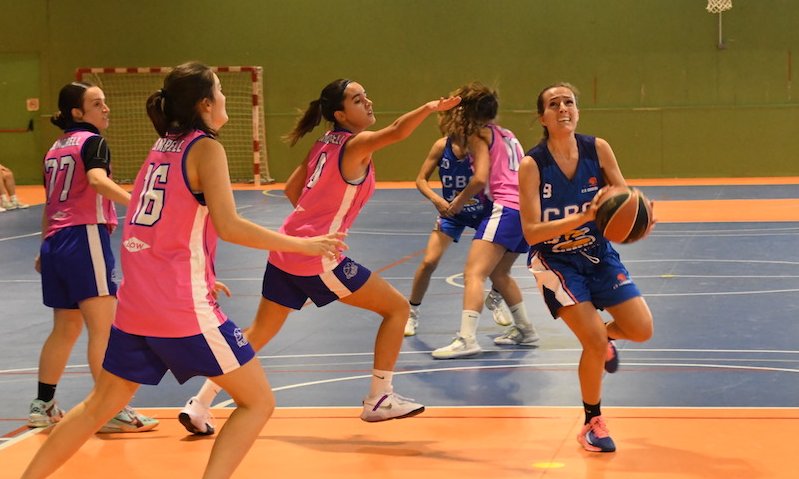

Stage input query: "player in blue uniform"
[
  {"left": 518, "top": 83, "right": 654, "bottom": 453},
  {"left": 405, "top": 135, "right": 513, "bottom": 336}
]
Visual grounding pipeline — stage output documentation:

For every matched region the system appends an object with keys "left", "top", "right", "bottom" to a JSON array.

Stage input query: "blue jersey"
[
  {"left": 527, "top": 133, "right": 610, "bottom": 256},
  {"left": 439, "top": 137, "right": 489, "bottom": 224}
]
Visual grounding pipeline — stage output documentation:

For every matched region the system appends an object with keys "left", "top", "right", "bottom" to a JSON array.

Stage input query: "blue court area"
[{"left": 1, "top": 185, "right": 798, "bottom": 439}]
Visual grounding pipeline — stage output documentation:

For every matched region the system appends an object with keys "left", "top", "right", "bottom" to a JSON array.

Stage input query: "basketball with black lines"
[{"left": 594, "top": 186, "right": 654, "bottom": 244}]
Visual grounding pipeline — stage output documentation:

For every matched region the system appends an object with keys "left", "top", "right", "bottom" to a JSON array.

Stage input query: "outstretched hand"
[
  {"left": 303, "top": 232, "right": 348, "bottom": 259},
  {"left": 212, "top": 281, "right": 232, "bottom": 299},
  {"left": 428, "top": 96, "right": 462, "bottom": 112}
]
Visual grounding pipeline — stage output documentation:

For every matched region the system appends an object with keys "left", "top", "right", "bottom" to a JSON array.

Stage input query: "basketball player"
[
  {"left": 519, "top": 82, "right": 654, "bottom": 452},
  {"left": 178, "top": 79, "right": 461, "bottom": 435},
  {"left": 21, "top": 62, "right": 345, "bottom": 479},
  {"left": 404, "top": 127, "right": 515, "bottom": 337},
  {"left": 30, "top": 81, "right": 157, "bottom": 434},
  {"left": 431, "top": 82, "right": 540, "bottom": 359}
]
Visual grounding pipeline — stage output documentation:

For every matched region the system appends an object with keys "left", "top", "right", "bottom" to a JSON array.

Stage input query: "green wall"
[{"left": 1, "top": 0, "right": 797, "bottom": 183}]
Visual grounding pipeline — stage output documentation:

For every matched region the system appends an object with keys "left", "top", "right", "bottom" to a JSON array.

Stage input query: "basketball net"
[{"left": 706, "top": 0, "right": 732, "bottom": 14}]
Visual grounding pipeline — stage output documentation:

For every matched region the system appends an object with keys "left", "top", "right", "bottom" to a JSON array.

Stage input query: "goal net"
[{"left": 75, "top": 66, "right": 273, "bottom": 184}]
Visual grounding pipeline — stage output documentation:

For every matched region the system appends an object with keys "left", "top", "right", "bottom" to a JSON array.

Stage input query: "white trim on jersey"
[
  {"left": 323, "top": 183, "right": 358, "bottom": 271},
  {"left": 86, "top": 224, "right": 109, "bottom": 296},
  {"left": 189, "top": 207, "right": 217, "bottom": 331},
  {"left": 202, "top": 326, "right": 240, "bottom": 374},
  {"left": 94, "top": 194, "right": 106, "bottom": 224}
]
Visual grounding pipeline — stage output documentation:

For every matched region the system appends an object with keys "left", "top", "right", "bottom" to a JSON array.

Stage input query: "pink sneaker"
[{"left": 577, "top": 416, "right": 616, "bottom": 452}]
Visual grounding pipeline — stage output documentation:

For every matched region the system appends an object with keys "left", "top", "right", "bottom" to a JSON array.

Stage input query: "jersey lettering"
[
  {"left": 131, "top": 163, "right": 170, "bottom": 226},
  {"left": 306, "top": 152, "right": 327, "bottom": 189},
  {"left": 44, "top": 155, "right": 76, "bottom": 203}
]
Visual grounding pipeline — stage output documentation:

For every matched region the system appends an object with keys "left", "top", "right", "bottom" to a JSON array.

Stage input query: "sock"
[
  {"left": 196, "top": 380, "right": 222, "bottom": 407},
  {"left": 369, "top": 369, "right": 394, "bottom": 397},
  {"left": 458, "top": 310, "right": 480, "bottom": 339},
  {"left": 409, "top": 301, "right": 421, "bottom": 307},
  {"left": 0, "top": 194, "right": 9, "bottom": 203},
  {"left": 583, "top": 400, "right": 602, "bottom": 424},
  {"left": 508, "top": 303, "right": 533, "bottom": 330},
  {"left": 37, "top": 382, "right": 57, "bottom": 403}
]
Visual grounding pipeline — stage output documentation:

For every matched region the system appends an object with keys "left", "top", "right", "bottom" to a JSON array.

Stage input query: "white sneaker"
[
  {"left": 432, "top": 335, "right": 482, "bottom": 359},
  {"left": 98, "top": 405, "right": 159, "bottom": 433},
  {"left": 0, "top": 199, "right": 14, "bottom": 210},
  {"left": 360, "top": 391, "right": 425, "bottom": 422},
  {"left": 494, "top": 325, "right": 541, "bottom": 346},
  {"left": 11, "top": 198, "right": 29, "bottom": 209},
  {"left": 28, "top": 398, "right": 65, "bottom": 428},
  {"left": 0, "top": 205, "right": 6, "bottom": 213},
  {"left": 404, "top": 307, "right": 419, "bottom": 336},
  {"left": 178, "top": 396, "right": 215, "bottom": 435},
  {"left": 484, "top": 290, "right": 512, "bottom": 326}
]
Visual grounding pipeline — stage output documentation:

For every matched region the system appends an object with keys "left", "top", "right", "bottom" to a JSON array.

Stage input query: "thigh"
[
  {"left": 338, "top": 272, "right": 406, "bottom": 317},
  {"left": 464, "top": 239, "right": 508, "bottom": 279},
  {"left": 422, "top": 228, "right": 455, "bottom": 262}
]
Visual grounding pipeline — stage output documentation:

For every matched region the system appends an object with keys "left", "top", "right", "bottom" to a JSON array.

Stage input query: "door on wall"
[{"left": 0, "top": 53, "right": 40, "bottom": 184}]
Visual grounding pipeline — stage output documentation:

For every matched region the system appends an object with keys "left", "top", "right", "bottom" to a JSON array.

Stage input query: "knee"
[{"left": 419, "top": 258, "right": 439, "bottom": 275}]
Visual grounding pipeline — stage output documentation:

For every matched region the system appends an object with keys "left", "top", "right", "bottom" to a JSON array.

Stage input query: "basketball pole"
[{"left": 717, "top": 12, "right": 726, "bottom": 50}]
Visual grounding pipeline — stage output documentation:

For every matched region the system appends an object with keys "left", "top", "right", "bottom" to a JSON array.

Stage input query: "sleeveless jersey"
[
  {"left": 269, "top": 129, "right": 376, "bottom": 276},
  {"left": 485, "top": 124, "right": 524, "bottom": 210},
  {"left": 438, "top": 137, "right": 489, "bottom": 223},
  {"left": 42, "top": 128, "right": 118, "bottom": 238},
  {"left": 526, "top": 133, "right": 609, "bottom": 256},
  {"left": 114, "top": 131, "right": 228, "bottom": 338}
]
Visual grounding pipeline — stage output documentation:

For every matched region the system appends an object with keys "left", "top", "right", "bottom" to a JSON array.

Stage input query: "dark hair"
[
  {"left": 535, "top": 82, "right": 580, "bottom": 140},
  {"left": 283, "top": 78, "right": 351, "bottom": 146},
  {"left": 50, "top": 82, "right": 94, "bottom": 130},
  {"left": 439, "top": 82, "right": 498, "bottom": 148},
  {"left": 146, "top": 62, "right": 217, "bottom": 138}
]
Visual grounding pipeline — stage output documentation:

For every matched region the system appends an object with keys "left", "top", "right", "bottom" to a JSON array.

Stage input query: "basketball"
[{"left": 594, "top": 186, "right": 654, "bottom": 244}]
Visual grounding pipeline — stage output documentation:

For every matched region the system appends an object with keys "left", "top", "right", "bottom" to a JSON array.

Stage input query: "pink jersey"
[
  {"left": 42, "top": 129, "right": 118, "bottom": 238},
  {"left": 269, "top": 129, "right": 375, "bottom": 276},
  {"left": 114, "top": 131, "right": 227, "bottom": 338},
  {"left": 485, "top": 124, "right": 524, "bottom": 210}
]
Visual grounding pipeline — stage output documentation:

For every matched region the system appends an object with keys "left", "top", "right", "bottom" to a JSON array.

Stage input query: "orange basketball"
[{"left": 594, "top": 186, "right": 653, "bottom": 244}]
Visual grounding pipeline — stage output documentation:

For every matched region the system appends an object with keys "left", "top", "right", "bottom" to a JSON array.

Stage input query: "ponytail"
[{"left": 282, "top": 78, "right": 351, "bottom": 147}]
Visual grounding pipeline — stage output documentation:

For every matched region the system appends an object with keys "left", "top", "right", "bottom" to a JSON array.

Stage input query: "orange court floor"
[
  {"left": 2, "top": 406, "right": 797, "bottom": 479},
  {"left": 2, "top": 177, "right": 798, "bottom": 478}
]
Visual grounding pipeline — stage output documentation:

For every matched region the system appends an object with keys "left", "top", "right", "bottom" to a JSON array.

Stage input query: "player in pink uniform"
[
  {"left": 30, "top": 81, "right": 157, "bottom": 433},
  {"left": 22, "top": 62, "right": 345, "bottom": 479},
  {"left": 179, "top": 79, "right": 460, "bottom": 434},
  {"left": 431, "top": 82, "right": 540, "bottom": 359}
]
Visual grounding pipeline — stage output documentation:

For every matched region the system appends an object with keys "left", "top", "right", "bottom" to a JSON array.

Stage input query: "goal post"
[{"left": 75, "top": 66, "right": 274, "bottom": 184}]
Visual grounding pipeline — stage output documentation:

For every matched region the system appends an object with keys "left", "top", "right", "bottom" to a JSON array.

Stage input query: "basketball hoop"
[{"left": 706, "top": 0, "right": 732, "bottom": 14}]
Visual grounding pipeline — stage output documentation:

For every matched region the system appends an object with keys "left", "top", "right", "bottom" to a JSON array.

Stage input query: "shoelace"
[{"left": 590, "top": 417, "right": 610, "bottom": 438}]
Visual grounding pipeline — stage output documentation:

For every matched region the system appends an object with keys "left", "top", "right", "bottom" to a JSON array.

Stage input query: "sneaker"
[
  {"left": 404, "top": 308, "right": 419, "bottom": 337},
  {"left": 484, "top": 290, "right": 512, "bottom": 326},
  {"left": 577, "top": 416, "right": 616, "bottom": 452},
  {"left": 178, "top": 396, "right": 215, "bottom": 436},
  {"left": 493, "top": 325, "right": 541, "bottom": 346},
  {"left": 28, "top": 399, "right": 65, "bottom": 428},
  {"left": 0, "top": 205, "right": 6, "bottom": 213},
  {"left": 432, "top": 335, "right": 482, "bottom": 359},
  {"left": 11, "top": 198, "right": 29, "bottom": 209},
  {"left": 98, "top": 405, "right": 159, "bottom": 433},
  {"left": 360, "top": 391, "right": 425, "bottom": 422},
  {"left": 0, "top": 199, "right": 14, "bottom": 210},
  {"left": 605, "top": 340, "right": 619, "bottom": 373}
]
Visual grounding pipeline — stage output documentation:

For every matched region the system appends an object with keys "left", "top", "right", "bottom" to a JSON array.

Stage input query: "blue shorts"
[
  {"left": 262, "top": 257, "right": 372, "bottom": 310},
  {"left": 435, "top": 215, "right": 481, "bottom": 243},
  {"left": 528, "top": 242, "right": 641, "bottom": 318},
  {"left": 40, "top": 224, "right": 118, "bottom": 309},
  {"left": 103, "top": 319, "right": 255, "bottom": 385},
  {"left": 474, "top": 203, "right": 529, "bottom": 254}
]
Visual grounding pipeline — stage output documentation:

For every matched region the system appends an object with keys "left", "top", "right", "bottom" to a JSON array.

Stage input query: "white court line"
[{"left": 215, "top": 361, "right": 799, "bottom": 408}]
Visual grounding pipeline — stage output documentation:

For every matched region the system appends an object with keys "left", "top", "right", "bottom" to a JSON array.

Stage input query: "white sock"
[
  {"left": 369, "top": 369, "right": 394, "bottom": 397},
  {"left": 0, "top": 194, "right": 9, "bottom": 202},
  {"left": 458, "top": 310, "right": 480, "bottom": 339},
  {"left": 509, "top": 303, "right": 533, "bottom": 330},
  {"left": 196, "top": 380, "right": 222, "bottom": 407}
]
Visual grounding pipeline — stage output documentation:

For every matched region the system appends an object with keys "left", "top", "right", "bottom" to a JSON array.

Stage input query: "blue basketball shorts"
[
  {"left": 474, "top": 203, "right": 529, "bottom": 253},
  {"left": 40, "top": 224, "right": 118, "bottom": 309},
  {"left": 262, "top": 257, "right": 372, "bottom": 310},
  {"left": 435, "top": 215, "right": 481, "bottom": 243},
  {"left": 103, "top": 319, "right": 255, "bottom": 385},
  {"left": 528, "top": 243, "right": 641, "bottom": 318}
]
